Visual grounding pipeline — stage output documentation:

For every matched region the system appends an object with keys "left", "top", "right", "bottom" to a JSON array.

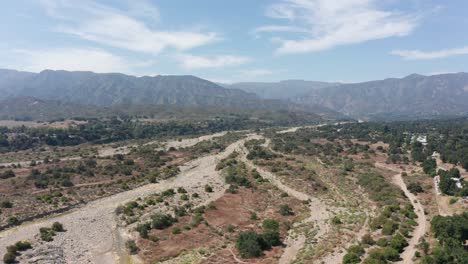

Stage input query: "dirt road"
[
  {"left": 375, "top": 163, "right": 427, "bottom": 264},
  {"left": 237, "top": 137, "right": 332, "bottom": 264},
  {"left": 0, "top": 134, "right": 251, "bottom": 264}
]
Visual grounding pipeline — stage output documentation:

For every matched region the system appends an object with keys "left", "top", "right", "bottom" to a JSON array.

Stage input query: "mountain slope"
[
  {"left": 0, "top": 96, "right": 105, "bottom": 121},
  {"left": 0, "top": 69, "right": 261, "bottom": 108},
  {"left": 225, "top": 80, "right": 339, "bottom": 100},
  {"left": 295, "top": 73, "right": 468, "bottom": 120}
]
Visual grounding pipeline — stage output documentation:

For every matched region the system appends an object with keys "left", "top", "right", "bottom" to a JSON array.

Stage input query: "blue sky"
[{"left": 1, "top": 0, "right": 468, "bottom": 83}]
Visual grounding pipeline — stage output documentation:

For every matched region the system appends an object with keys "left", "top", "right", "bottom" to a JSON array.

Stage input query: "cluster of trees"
[
  {"left": 438, "top": 168, "right": 467, "bottom": 196},
  {"left": 423, "top": 213, "right": 468, "bottom": 263},
  {"left": 316, "top": 118, "right": 468, "bottom": 170},
  {"left": 236, "top": 219, "right": 281, "bottom": 258}
]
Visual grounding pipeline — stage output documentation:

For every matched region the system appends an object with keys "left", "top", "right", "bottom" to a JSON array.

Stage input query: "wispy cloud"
[
  {"left": 251, "top": 25, "right": 309, "bottom": 38},
  {"left": 40, "top": 0, "right": 219, "bottom": 54},
  {"left": 391, "top": 46, "right": 468, "bottom": 60},
  {"left": 176, "top": 54, "right": 251, "bottom": 70},
  {"left": 11, "top": 48, "right": 135, "bottom": 73},
  {"left": 258, "top": 0, "right": 420, "bottom": 54}
]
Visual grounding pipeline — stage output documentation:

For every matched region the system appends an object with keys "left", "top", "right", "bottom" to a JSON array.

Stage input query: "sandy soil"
[
  {"left": 0, "top": 134, "right": 251, "bottom": 264},
  {"left": 0, "top": 120, "right": 87, "bottom": 128},
  {"left": 0, "top": 132, "right": 227, "bottom": 168}
]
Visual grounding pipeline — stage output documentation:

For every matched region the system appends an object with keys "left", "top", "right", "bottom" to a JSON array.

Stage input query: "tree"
[
  {"left": 408, "top": 183, "right": 424, "bottom": 194},
  {"left": 422, "top": 158, "right": 436, "bottom": 175},
  {"left": 236, "top": 231, "right": 263, "bottom": 258}
]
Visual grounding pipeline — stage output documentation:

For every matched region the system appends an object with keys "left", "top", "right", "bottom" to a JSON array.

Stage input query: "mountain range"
[
  {"left": 223, "top": 80, "right": 339, "bottom": 100},
  {"left": 228, "top": 73, "right": 468, "bottom": 120},
  {"left": 0, "top": 68, "right": 467, "bottom": 121}
]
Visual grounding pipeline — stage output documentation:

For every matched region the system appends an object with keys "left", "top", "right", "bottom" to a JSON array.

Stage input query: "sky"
[{"left": 1, "top": 0, "right": 468, "bottom": 83}]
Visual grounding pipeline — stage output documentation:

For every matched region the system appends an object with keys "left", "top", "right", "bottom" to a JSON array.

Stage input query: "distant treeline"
[
  {"left": 0, "top": 116, "right": 319, "bottom": 152},
  {"left": 317, "top": 118, "right": 468, "bottom": 170}
]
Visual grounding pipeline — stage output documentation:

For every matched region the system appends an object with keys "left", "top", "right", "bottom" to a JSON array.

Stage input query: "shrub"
[
  {"left": 136, "top": 223, "right": 150, "bottom": 239},
  {"left": 348, "top": 245, "right": 365, "bottom": 256},
  {"left": 126, "top": 240, "right": 139, "bottom": 254},
  {"left": 7, "top": 217, "right": 18, "bottom": 226},
  {"left": 332, "top": 216, "right": 342, "bottom": 225},
  {"left": 408, "top": 183, "right": 424, "bottom": 194},
  {"left": 177, "top": 187, "right": 187, "bottom": 193},
  {"left": 15, "top": 241, "right": 32, "bottom": 251},
  {"left": 151, "top": 213, "right": 175, "bottom": 229},
  {"left": 382, "top": 220, "right": 398, "bottom": 235},
  {"left": 389, "top": 233, "right": 408, "bottom": 252},
  {"left": 0, "top": 170, "right": 15, "bottom": 179},
  {"left": 172, "top": 227, "right": 182, "bottom": 234},
  {"left": 376, "top": 238, "right": 388, "bottom": 247},
  {"left": 3, "top": 252, "right": 16, "bottom": 264},
  {"left": 361, "top": 234, "right": 375, "bottom": 245},
  {"left": 236, "top": 231, "right": 264, "bottom": 258},
  {"left": 161, "top": 189, "right": 175, "bottom": 196},
  {"left": 51, "top": 222, "right": 65, "bottom": 232},
  {"left": 278, "top": 204, "right": 294, "bottom": 216},
  {"left": 342, "top": 252, "right": 361, "bottom": 264},
  {"left": 207, "top": 201, "right": 217, "bottom": 210},
  {"left": 1, "top": 201, "right": 13, "bottom": 208},
  {"left": 204, "top": 184, "right": 213, "bottom": 193},
  {"left": 250, "top": 212, "right": 258, "bottom": 220},
  {"left": 382, "top": 246, "right": 400, "bottom": 261},
  {"left": 227, "top": 225, "right": 235, "bottom": 232},
  {"left": 39, "top": 227, "right": 55, "bottom": 242}
]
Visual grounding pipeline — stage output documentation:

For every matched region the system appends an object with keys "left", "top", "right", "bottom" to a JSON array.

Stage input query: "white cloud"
[
  {"left": 40, "top": 0, "right": 219, "bottom": 54},
  {"left": 11, "top": 48, "right": 132, "bottom": 73},
  {"left": 176, "top": 54, "right": 251, "bottom": 70},
  {"left": 391, "top": 46, "right": 468, "bottom": 60},
  {"left": 259, "top": 0, "right": 419, "bottom": 54}
]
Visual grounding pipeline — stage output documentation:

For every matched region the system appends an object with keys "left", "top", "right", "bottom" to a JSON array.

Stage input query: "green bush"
[
  {"left": 51, "top": 222, "right": 65, "bottom": 232},
  {"left": 151, "top": 213, "right": 176, "bottom": 229},
  {"left": 236, "top": 231, "right": 264, "bottom": 258},
  {"left": 126, "top": 240, "right": 139, "bottom": 254},
  {"left": 204, "top": 185, "right": 213, "bottom": 193},
  {"left": 342, "top": 252, "right": 361, "bottom": 264},
  {"left": 15, "top": 241, "right": 32, "bottom": 251},
  {"left": 39, "top": 227, "right": 55, "bottom": 242},
  {"left": 278, "top": 204, "right": 294, "bottom": 216},
  {"left": 3, "top": 252, "right": 16, "bottom": 264}
]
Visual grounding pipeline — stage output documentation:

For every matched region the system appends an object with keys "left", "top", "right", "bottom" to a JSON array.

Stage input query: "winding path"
[
  {"left": 375, "top": 163, "right": 427, "bottom": 264},
  {"left": 238, "top": 136, "right": 332, "bottom": 264}
]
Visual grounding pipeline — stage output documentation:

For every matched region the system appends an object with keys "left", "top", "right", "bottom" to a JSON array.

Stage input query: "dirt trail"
[
  {"left": 238, "top": 136, "right": 331, "bottom": 264},
  {"left": 0, "top": 134, "right": 251, "bottom": 264},
  {"left": 375, "top": 163, "right": 427, "bottom": 264}
]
